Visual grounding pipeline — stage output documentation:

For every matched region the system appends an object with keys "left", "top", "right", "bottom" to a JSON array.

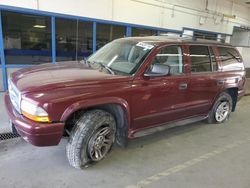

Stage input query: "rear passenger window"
[
  {"left": 151, "top": 46, "right": 183, "bottom": 75},
  {"left": 190, "top": 46, "right": 211, "bottom": 72},
  {"left": 218, "top": 47, "right": 242, "bottom": 71}
]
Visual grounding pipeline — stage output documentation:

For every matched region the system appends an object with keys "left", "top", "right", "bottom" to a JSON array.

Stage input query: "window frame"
[
  {"left": 146, "top": 44, "right": 186, "bottom": 77},
  {"left": 188, "top": 44, "right": 213, "bottom": 74},
  {"left": 2, "top": 11, "right": 52, "bottom": 65},
  {"left": 216, "top": 46, "right": 243, "bottom": 72},
  {"left": 208, "top": 46, "right": 219, "bottom": 72},
  {"left": 55, "top": 18, "right": 93, "bottom": 62},
  {"left": 217, "top": 46, "right": 242, "bottom": 64}
]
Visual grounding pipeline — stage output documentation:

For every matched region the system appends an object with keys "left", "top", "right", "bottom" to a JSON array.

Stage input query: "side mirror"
[{"left": 144, "top": 64, "right": 170, "bottom": 77}]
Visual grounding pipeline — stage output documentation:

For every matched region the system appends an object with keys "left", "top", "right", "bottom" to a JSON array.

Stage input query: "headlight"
[
  {"left": 21, "top": 100, "right": 51, "bottom": 122},
  {"left": 8, "top": 79, "right": 21, "bottom": 113}
]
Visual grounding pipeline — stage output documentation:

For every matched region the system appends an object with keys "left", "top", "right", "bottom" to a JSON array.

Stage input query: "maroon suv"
[{"left": 5, "top": 36, "right": 246, "bottom": 169}]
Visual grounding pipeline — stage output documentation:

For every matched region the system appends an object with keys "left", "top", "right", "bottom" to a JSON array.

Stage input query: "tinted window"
[
  {"left": 2, "top": 11, "right": 52, "bottom": 64},
  {"left": 190, "top": 46, "right": 211, "bottom": 72},
  {"left": 96, "top": 24, "right": 126, "bottom": 50},
  {"left": 218, "top": 47, "right": 242, "bottom": 71},
  {"left": 56, "top": 19, "right": 92, "bottom": 62},
  {"left": 151, "top": 46, "right": 183, "bottom": 75}
]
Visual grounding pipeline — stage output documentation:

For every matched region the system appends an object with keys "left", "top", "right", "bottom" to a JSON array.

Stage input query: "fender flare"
[{"left": 60, "top": 97, "right": 131, "bottom": 126}]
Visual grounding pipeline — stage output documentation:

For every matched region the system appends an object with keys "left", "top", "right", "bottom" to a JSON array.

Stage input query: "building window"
[
  {"left": 56, "top": 18, "right": 92, "bottom": 62},
  {"left": 77, "top": 21, "right": 93, "bottom": 59},
  {"left": 190, "top": 45, "right": 211, "bottom": 72},
  {"left": 132, "top": 28, "right": 156, "bottom": 37},
  {"left": 2, "top": 11, "right": 52, "bottom": 64},
  {"left": 96, "top": 24, "right": 126, "bottom": 50},
  {"left": 193, "top": 31, "right": 217, "bottom": 41}
]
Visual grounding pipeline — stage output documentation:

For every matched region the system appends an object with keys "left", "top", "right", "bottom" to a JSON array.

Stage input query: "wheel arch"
[
  {"left": 224, "top": 87, "right": 238, "bottom": 112},
  {"left": 61, "top": 97, "right": 130, "bottom": 147},
  {"left": 212, "top": 87, "right": 238, "bottom": 113}
]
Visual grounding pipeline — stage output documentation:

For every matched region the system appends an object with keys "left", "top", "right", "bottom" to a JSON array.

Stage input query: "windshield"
[{"left": 87, "top": 39, "right": 154, "bottom": 75}]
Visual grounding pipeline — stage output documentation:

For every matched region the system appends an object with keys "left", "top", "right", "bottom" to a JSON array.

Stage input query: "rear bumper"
[{"left": 4, "top": 92, "right": 64, "bottom": 146}]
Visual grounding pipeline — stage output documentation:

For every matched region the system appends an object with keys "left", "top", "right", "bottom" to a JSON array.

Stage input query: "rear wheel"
[
  {"left": 207, "top": 92, "right": 233, "bottom": 124},
  {"left": 66, "top": 110, "right": 116, "bottom": 169}
]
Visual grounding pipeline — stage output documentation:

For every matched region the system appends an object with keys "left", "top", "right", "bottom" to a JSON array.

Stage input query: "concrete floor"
[
  {"left": 246, "top": 78, "right": 250, "bottom": 96},
  {"left": 0, "top": 93, "right": 9, "bottom": 133},
  {"left": 0, "top": 95, "right": 250, "bottom": 187}
]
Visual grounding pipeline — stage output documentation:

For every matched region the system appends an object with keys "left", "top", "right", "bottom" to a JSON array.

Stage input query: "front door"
[{"left": 131, "top": 45, "right": 191, "bottom": 130}]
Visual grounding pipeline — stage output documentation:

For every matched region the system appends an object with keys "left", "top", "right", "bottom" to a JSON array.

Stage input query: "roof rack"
[{"left": 158, "top": 33, "right": 228, "bottom": 44}]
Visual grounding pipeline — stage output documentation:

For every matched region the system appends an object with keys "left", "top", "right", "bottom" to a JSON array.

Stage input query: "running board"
[{"left": 133, "top": 116, "right": 207, "bottom": 138}]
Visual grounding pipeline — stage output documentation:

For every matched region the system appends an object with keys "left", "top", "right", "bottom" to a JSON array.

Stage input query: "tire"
[
  {"left": 66, "top": 109, "right": 116, "bottom": 169},
  {"left": 207, "top": 92, "right": 233, "bottom": 124}
]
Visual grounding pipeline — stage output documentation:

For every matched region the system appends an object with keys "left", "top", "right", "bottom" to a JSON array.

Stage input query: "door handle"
[
  {"left": 217, "top": 80, "right": 225, "bottom": 86},
  {"left": 179, "top": 83, "right": 187, "bottom": 90}
]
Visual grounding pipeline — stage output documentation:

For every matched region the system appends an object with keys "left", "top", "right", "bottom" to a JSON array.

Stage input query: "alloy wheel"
[
  {"left": 215, "top": 101, "right": 230, "bottom": 122},
  {"left": 87, "top": 126, "right": 114, "bottom": 161}
]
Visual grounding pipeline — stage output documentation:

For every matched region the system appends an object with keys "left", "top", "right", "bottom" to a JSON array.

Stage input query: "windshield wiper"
[
  {"left": 98, "top": 63, "right": 115, "bottom": 75},
  {"left": 80, "top": 58, "right": 91, "bottom": 67},
  {"left": 84, "top": 60, "right": 115, "bottom": 75}
]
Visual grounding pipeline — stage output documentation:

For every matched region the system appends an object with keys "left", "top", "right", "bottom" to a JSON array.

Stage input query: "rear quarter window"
[{"left": 218, "top": 47, "right": 243, "bottom": 71}]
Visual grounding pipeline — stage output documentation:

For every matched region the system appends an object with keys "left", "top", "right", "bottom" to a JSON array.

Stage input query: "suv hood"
[{"left": 10, "top": 62, "right": 118, "bottom": 93}]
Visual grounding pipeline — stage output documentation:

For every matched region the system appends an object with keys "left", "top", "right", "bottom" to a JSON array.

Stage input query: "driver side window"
[{"left": 152, "top": 46, "right": 183, "bottom": 75}]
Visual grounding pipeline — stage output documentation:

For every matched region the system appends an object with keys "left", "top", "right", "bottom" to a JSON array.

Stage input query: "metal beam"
[
  {"left": 51, "top": 16, "right": 56, "bottom": 63},
  {"left": 93, "top": 22, "right": 96, "bottom": 53},
  {"left": 0, "top": 10, "right": 7, "bottom": 91},
  {"left": 126, "top": 26, "right": 132, "bottom": 37}
]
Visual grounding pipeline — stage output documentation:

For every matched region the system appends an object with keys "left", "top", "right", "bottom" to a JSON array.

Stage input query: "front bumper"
[{"left": 4, "top": 92, "right": 64, "bottom": 146}]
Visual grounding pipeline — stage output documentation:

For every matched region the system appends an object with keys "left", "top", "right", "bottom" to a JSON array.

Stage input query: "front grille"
[{"left": 8, "top": 79, "right": 21, "bottom": 113}]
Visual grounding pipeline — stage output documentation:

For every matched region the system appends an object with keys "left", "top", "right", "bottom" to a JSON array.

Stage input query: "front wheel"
[
  {"left": 66, "top": 110, "right": 116, "bottom": 169},
  {"left": 207, "top": 92, "right": 233, "bottom": 124}
]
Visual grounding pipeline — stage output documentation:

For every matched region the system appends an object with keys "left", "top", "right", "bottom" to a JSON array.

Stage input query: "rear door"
[{"left": 187, "top": 45, "right": 222, "bottom": 116}]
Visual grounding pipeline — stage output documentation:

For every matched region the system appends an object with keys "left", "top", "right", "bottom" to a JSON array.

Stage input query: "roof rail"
[{"left": 181, "top": 34, "right": 228, "bottom": 44}]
